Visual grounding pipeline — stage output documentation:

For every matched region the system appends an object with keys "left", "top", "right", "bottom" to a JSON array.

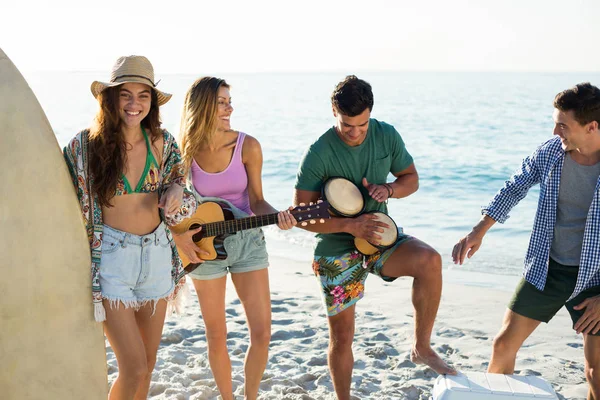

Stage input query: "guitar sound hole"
[{"left": 190, "top": 223, "right": 204, "bottom": 242}]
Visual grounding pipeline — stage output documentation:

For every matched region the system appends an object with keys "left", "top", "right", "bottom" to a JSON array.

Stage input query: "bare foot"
[{"left": 411, "top": 346, "right": 457, "bottom": 375}]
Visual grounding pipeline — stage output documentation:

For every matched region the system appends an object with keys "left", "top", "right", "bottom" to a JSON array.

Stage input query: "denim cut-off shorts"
[
  {"left": 188, "top": 228, "right": 269, "bottom": 280},
  {"left": 100, "top": 222, "right": 174, "bottom": 310}
]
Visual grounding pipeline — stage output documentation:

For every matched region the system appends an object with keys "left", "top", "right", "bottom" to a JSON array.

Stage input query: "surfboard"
[{"left": 0, "top": 48, "right": 107, "bottom": 398}]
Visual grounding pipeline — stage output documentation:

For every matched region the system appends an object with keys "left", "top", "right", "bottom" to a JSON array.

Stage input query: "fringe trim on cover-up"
[
  {"left": 166, "top": 281, "right": 190, "bottom": 318},
  {"left": 94, "top": 301, "right": 106, "bottom": 322}
]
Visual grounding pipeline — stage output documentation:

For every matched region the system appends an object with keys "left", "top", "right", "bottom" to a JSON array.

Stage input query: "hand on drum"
[
  {"left": 351, "top": 213, "right": 391, "bottom": 245},
  {"left": 277, "top": 207, "right": 298, "bottom": 230},
  {"left": 362, "top": 177, "right": 391, "bottom": 203}
]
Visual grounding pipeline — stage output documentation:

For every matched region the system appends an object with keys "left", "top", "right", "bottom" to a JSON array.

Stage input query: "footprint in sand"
[
  {"left": 168, "top": 353, "right": 188, "bottom": 365},
  {"left": 148, "top": 383, "right": 167, "bottom": 396},
  {"left": 364, "top": 344, "right": 399, "bottom": 360},
  {"left": 567, "top": 342, "right": 583, "bottom": 349},
  {"left": 227, "top": 331, "right": 246, "bottom": 339},
  {"left": 272, "top": 318, "right": 295, "bottom": 325},
  {"left": 282, "top": 386, "right": 310, "bottom": 395},
  {"left": 364, "top": 346, "right": 389, "bottom": 360},
  {"left": 372, "top": 359, "right": 388, "bottom": 369},
  {"left": 162, "top": 329, "right": 192, "bottom": 344},
  {"left": 518, "top": 368, "right": 542, "bottom": 376},
  {"left": 272, "top": 298, "right": 299, "bottom": 307},
  {"left": 371, "top": 332, "right": 390, "bottom": 341},
  {"left": 226, "top": 308, "right": 239, "bottom": 316},
  {"left": 398, "top": 384, "right": 423, "bottom": 399},
  {"left": 293, "top": 373, "right": 318, "bottom": 384},
  {"left": 395, "top": 359, "right": 417, "bottom": 369},
  {"left": 272, "top": 328, "right": 317, "bottom": 341},
  {"left": 436, "top": 343, "right": 457, "bottom": 355},
  {"left": 307, "top": 356, "right": 328, "bottom": 366},
  {"left": 362, "top": 310, "right": 386, "bottom": 321},
  {"left": 437, "top": 327, "right": 465, "bottom": 338}
]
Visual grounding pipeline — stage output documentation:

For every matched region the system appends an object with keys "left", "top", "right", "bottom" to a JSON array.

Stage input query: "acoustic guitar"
[{"left": 171, "top": 200, "right": 330, "bottom": 273}]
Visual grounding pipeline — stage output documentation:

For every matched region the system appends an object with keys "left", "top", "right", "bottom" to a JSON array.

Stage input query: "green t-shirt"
[{"left": 295, "top": 119, "right": 414, "bottom": 256}]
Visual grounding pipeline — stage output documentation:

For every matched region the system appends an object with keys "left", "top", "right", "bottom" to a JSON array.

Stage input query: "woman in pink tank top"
[{"left": 173, "top": 77, "right": 296, "bottom": 400}]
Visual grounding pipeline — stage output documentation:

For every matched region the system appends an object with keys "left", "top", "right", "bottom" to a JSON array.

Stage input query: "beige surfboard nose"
[{"left": 0, "top": 48, "right": 108, "bottom": 398}]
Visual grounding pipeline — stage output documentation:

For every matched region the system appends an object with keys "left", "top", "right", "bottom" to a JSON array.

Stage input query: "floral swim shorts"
[{"left": 312, "top": 231, "right": 412, "bottom": 316}]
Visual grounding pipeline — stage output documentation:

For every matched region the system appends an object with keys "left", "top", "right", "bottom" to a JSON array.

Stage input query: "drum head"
[
  {"left": 371, "top": 212, "right": 398, "bottom": 247},
  {"left": 323, "top": 177, "right": 364, "bottom": 217}
]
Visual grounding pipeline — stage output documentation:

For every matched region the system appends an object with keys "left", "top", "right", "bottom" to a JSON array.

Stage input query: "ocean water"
[{"left": 24, "top": 70, "right": 600, "bottom": 290}]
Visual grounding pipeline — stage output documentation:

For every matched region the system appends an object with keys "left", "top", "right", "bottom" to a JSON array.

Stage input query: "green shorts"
[
  {"left": 509, "top": 258, "right": 600, "bottom": 335},
  {"left": 312, "top": 230, "right": 413, "bottom": 317}
]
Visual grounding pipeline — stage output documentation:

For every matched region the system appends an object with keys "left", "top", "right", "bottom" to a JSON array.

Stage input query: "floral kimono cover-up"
[{"left": 63, "top": 128, "right": 192, "bottom": 322}]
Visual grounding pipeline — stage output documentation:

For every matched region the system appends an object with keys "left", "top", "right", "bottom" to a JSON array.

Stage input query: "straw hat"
[{"left": 90, "top": 55, "right": 172, "bottom": 106}]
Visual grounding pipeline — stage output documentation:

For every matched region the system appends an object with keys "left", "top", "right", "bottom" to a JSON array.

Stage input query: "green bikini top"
[{"left": 115, "top": 127, "right": 161, "bottom": 195}]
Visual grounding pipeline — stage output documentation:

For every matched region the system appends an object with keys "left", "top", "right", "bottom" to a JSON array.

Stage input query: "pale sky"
[{"left": 2, "top": 0, "right": 599, "bottom": 74}]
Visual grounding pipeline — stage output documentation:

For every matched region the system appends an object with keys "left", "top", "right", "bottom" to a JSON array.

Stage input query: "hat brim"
[{"left": 90, "top": 79, "right": 171, "bottom": 106}]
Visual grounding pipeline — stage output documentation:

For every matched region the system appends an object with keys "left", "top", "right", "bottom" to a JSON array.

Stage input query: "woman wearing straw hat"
[
  {"left": 63, "top": 55, "right": 189, "bottom": 399},
  {"left": 173, "top": 77, "right": 296, "bottom": 400}
]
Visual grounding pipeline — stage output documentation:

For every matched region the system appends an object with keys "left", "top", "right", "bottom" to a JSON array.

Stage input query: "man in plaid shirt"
[{"left": 453, "top": 82, "right": 600, "bottom": 399}]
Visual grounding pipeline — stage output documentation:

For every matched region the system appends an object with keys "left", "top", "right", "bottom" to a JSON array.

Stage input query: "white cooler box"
[{"left": 432, "top": 371, "right": 558, "bottom": 399}]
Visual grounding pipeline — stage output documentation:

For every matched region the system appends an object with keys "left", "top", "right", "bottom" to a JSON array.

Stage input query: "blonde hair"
[{"left": 179, "top": 77, "right": 230, "bottom": 172}]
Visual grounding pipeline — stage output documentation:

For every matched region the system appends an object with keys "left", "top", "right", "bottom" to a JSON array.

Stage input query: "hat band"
[{"left": 112, "top": 74, "right": 155, "bottom": 87}]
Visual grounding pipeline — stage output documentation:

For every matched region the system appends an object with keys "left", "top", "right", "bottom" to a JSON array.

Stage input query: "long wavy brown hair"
[
  {"left": 88, "top": 85, "right": 163, "bottom": 207},
  {"left": 179, "top": 77, "right": 230, "bottom": 172}
]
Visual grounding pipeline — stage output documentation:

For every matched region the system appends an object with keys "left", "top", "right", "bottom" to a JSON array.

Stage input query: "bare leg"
[
  {"left": 327, "top": 304, "right": 356, "bottom": 400},
  {"left": 231, "top": 269, "right": 272, "bottom": 400},
  {"left": 103, "top": 300, "right": 148, "bottom": 400},
  {"left": 380, "top": 238, "right": 455, "bottom": 375},
  {"left": 584, "top": 334, "right": 600, "bottom": 400},
  {"left": 488, "top": 309, "right": 540, "bottom": 374},
  {"left": 193, "top": 277, "right": 233, "bottom": 400},
  {"left": 133, "top": 299, "right": 168, "bottom": 400}
]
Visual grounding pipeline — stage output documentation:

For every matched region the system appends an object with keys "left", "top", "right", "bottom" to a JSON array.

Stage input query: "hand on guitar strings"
[
  {"left": 349, "top": 213, "right": 391, "bottom": 246},
  {"left": 362, "top": 177, "right": 392, "bottom": 203},
  {"left": 276, "top": 207, "right": 298, "bottom": 230},
  {"left": 159, "top": 184, "right": 184, "bottom": 217},
  {"left": 172, "top": 226, "right": 211, "bottom": 264}
]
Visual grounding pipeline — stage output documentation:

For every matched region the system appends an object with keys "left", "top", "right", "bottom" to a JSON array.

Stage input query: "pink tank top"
[{"left": 191, "top": 132, "right": 253, "bottom": 215}]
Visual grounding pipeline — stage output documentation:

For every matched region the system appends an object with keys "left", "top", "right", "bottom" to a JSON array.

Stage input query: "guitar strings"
[{"left": 195, "top": 204, "right": 326, "bottom": 237}]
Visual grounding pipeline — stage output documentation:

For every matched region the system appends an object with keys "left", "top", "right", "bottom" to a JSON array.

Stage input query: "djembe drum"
[
  {"left": 354, "top": 211, "right": 399, "bottom": 255},
  {"left": 321, "top": 177, "right": 365, "bottom": 217},
  {"left": 321, "top": 177, "right": 400, "bottom": 255}
]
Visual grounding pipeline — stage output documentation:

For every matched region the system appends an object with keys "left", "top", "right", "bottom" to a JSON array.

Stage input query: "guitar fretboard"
[{"left": 202, "top": 213, "right": 279, "bottom": 237}]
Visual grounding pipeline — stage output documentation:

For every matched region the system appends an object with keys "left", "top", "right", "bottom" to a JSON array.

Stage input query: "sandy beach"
[{"left": 105, "top": 252, "right": 587, "bottom": 400}]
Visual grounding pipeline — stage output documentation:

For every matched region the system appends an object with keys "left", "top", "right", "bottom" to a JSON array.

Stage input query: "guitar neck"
[{"left": 202, "top": 213, "right": 279, "bottom": 237}]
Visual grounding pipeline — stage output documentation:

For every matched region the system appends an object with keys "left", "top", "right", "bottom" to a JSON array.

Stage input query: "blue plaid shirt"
[{"left": 483, "top": 136, "right": 600, "bottom": 300}]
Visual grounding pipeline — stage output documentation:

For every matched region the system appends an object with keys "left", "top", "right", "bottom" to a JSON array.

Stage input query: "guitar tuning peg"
[
  {"left": 317, "top": 199, "right": 323, "bottom": 204},
  {"left": 309, "top": 220, "right": 316, "bottom": 224},
  {"left": 301, "top": 221, "right": 308, "bottom": 227},
  {"left": 309, "top": 202, "right": 314, "bottom": 205},
  {"left": 320, "top": 219, "right": 325, "bottom": 223},
  {"left": 299, "top": 202, "right": 306, "bottom": 207}
]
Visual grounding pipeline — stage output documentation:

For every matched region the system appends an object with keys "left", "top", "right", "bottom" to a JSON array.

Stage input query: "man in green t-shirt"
[{"left": 294, "top": 75, "right": 456, "bottom": 399}]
